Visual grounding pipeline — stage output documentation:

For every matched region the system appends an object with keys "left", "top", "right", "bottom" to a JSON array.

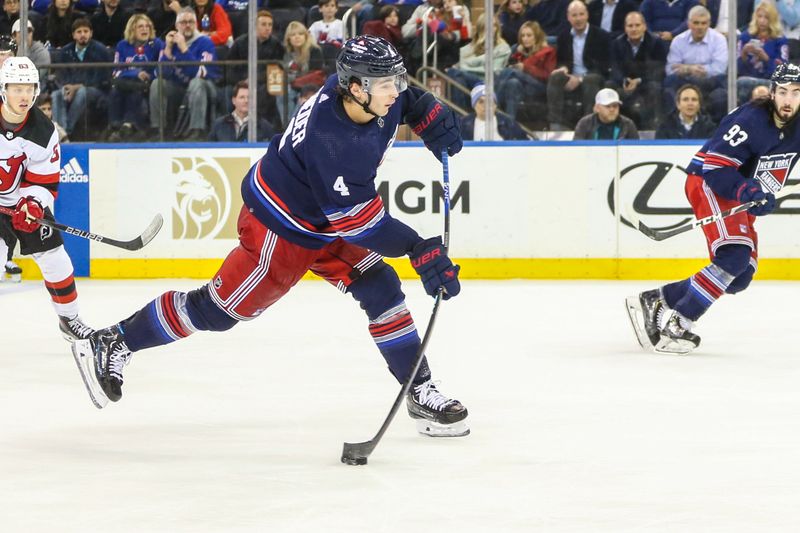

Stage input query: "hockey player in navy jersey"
[
  {"left": 72, "top": 36, "right": 469, "bottom": 437},
  {"left": 627, "top": 63, "right": 800, "bottom": 355},
  {"left": 0, "top": 56, "right": 93, "bottom": 341}
]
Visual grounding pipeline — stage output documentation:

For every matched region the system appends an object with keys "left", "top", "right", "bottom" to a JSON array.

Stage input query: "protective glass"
[{"left": 363, "top": 73, "right": 408, "bottom": 96}]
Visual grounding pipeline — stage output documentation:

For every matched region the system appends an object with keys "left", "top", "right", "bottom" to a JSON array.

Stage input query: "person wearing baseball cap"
[
  {"left": 11, "top": 18, "right": 49, "bottom": 82},
  {"left": 573, "top": 87, "right": 640, "bottom": 140}
]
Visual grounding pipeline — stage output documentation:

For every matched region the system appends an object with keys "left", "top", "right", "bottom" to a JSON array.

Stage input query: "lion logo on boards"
[{"left": 171, "top": 157, "right": 249, "bottom": 240}]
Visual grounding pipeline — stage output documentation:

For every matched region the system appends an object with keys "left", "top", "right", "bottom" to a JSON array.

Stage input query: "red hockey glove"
[
  {"left": 12, "top": 196, "right": 44, "bottom": 233},
  {"left": 410, "top": 236, "right": 461, "bottom": 300}
]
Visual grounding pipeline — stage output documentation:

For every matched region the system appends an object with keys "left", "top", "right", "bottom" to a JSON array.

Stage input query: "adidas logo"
[{"left": 60, "top": 157, "right": 89, "bottom": 183}]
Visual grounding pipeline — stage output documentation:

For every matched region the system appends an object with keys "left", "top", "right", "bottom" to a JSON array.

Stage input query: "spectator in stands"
[
  {"left": 108, "top": 14, "right": 163, "bottom": 141},
  {"left": 90, "top": 0, "right": 131, "bottom": 46},
  {"left": 755, "top": 0, "right": 800, "bottom": 40},
  {"left": 191, "top": 0, "right": 231, "bottom": 46},
  {"left": 0, "top": 0, "right": 21, "bottom": 36},
  {"left": 148, "top": 0, "right": 184, "bottom": 39},
  {"left": 447, "top": 13, "right": 509, "bottom": 110},
  {"left": 526, "top": 0, "right": 570, "bottom": 38},
  {"left": 32, "top": 0, "right": 98, "bottom": 16},
  {"left": 461, "top": 83, "right": 528, "bottom": 140},
  {"left": 226, "top": 9, "right": 284, "bottom": 129},
  {"left": 309, "top": 0, "right": 344, "bottom": 47},
  {"left": 589, "top": 0, "right": 637, "bottom": 39},
  {"left": 498, "top": 0, "right": 526, "bottom": 46},
  {"left": 12, "top": 19, "right": 50, "bottom": 82},
  {"left": 149, "top": 7, "right": 219, "bottom": 140},
  {"left": 362, "top": 5, "right": 402, "bottom": 49},
  {"left": 280, "top": 20, "right": 322, "bottom": 121},
  {"left": 547, "top": 0, "right": 611, "bottom": 130},
  {"left": 737, "top": 1, "right": 788, "bottom": 104},
  {"left": 221, "top": 0, "right": 250, "bottom": 38},
  {"left": 402, "top": 0, "right": 464, "bottom": 72},
  {"left": 46, "top": 0, "right": 86, "bottom": 48},
  {"left": 751, "top": 83, "right": 770, "bottom": 100},
  {"left": 640, "top": 0, "right": 698, "bottom": 42},
  {"left": 0, "top": 33, "right": 14, "bottom": 65},
  {"left": 37, "top": 93, "right": 69, "bottom": 142},
  {"left": 655, "top": 82, "right": 716, "bottom": 138},
  {"left": 609, "top": 11, "right": 668, "bottom": 129},
  {"left": 496, "top": 20, "right": 554, "bottom": 121},
  {"left": 663, "top": 5, "right": 727, "bottom": 121},
  {"left": 573, "top": 87, "right": 639, "bottom": 139},
  {"left": 51, "top": 18, "right": 113, "bottom": 137},
  {"left": 208, "top": 80, "right": 274, "bottom": 142}
]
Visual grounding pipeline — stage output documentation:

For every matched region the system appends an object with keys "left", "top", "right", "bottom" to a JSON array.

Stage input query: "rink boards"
[{"left": 31, "top": 141, "right": 800, "bottom": 280}]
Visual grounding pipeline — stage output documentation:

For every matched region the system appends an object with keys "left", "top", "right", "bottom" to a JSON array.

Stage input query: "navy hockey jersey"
[
  {"left": 686, "top": 102, "right": 800, "bottom": 200},
  {"left": 242, "top": 75, "right": 426, "bottom": 257}
]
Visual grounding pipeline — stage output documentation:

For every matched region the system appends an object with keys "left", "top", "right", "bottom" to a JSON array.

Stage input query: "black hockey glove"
[
  {"left": 404, "top": 93, "right": 462, "bottom": 162},
  {"left": 736, "top": 179, "right": 775, "bottom": 216},
  {"left": 410, "top": 236, "right": 461, "bottom": 300}
]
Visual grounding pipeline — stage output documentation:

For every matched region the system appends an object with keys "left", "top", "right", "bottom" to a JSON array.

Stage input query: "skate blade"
[
  {"left": 71, "top": 339, "right": 109, "bottom": 409},
  {"left": 415, "top": 419, "right": 470, "bottom": 438},
  {"left": 625, "top": 296, "right": 652, "bottom": 350},
  {"left": 653, "top": 336, "right": 695, "bottom": 355}
]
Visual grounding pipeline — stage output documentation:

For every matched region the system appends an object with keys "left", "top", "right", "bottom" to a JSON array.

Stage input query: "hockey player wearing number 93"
[
  {"left": 0, "top": 56, "right": 94, "bottom": 342},
  {"left": 627, "top": 63, "right": 800, "bottom": 355},
  {"left": 72, "top": 36, "right": 469, "bottom": 437}
]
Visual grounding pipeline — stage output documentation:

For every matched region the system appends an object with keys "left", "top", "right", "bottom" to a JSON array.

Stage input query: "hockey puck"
[{"left": 341, "top": 455, "right": 367, "bottom": 466}]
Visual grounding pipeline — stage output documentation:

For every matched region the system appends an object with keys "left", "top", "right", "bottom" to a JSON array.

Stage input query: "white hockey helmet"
[{"left": 0, "top": 56, "right": 40, "bottom": 104}]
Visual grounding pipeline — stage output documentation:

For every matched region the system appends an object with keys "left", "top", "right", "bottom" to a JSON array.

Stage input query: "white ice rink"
[{"left": 3, "top": 278, "right": 800, "bottom": 532}]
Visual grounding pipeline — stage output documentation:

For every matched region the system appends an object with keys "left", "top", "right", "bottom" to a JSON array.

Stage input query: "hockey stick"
[
  {"left": 341, "top": 150, "right": 451, "bottom": 466},
  {"left": 629, "top": 182, "right": 800, "bottom": 242},
  {"left": 0, "top": 206, "right": 163, "bottom": 251}
]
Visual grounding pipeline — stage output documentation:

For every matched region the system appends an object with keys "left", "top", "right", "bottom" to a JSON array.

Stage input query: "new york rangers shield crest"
[{"left": 754, "top": 152, "right": 797, "bottom": 192}]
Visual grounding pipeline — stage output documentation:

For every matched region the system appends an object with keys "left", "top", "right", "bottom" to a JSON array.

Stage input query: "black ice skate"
[
  {"left": 3, "top": 260, "right": 21, "bottom": 283},
  {"left": 406, "top": 380, "right": 470, "bottom": 437},
  {"left": 625, "top": 288, "right": 666, "bottom": 350},
  {"left": 654, "top": 311, "right": 701, "bottom": 355},
  {"left": 59, "top": 315, "right": 94, "bottom": 342},
  {"left": 71, "top": 325, "right": 132, "bottom": 408}
]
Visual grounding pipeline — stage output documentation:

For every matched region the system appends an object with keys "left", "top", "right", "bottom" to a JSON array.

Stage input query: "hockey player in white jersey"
[{"left": 0, "top": 57, "right": 93, "bottom": 341}]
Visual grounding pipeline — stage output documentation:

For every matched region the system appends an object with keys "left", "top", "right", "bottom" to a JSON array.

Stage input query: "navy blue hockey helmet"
[
  {"left": 336, "top": 35, "right": 408, "bottom": 96},
  {"left": 771, "top": 62, "right": 800, "bottom": 90}
]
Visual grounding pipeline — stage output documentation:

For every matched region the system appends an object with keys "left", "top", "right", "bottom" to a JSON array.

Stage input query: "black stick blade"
[
  {"left": 341, "top": 441, "right": 372, "bottom": 465},
  {"left": 108, "top": 214, "right": 164, "bottom": 251}
]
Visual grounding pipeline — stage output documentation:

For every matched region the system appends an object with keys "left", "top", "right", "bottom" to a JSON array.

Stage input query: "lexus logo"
[{"left": 608, "top": 160, "right": 800, "bottom": 232}]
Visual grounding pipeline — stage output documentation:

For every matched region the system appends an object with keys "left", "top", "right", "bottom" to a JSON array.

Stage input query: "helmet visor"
[{"left": 363, "top": 73, "right": 408, "bottom": 96}]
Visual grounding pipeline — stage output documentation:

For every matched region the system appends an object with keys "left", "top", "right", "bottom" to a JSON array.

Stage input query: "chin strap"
[{"left": 347, "top": 87, "right": 380, "bottom": 119}]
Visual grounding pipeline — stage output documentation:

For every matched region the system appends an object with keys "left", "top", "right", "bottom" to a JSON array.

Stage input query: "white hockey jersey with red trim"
[{"left": 0, "top": 106, "right": 60, "bottom": 209}]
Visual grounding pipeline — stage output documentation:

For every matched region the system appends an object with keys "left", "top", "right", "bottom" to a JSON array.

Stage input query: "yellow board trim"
[{"left": 10, "top": 257, "right": 800, "bottom": 280}]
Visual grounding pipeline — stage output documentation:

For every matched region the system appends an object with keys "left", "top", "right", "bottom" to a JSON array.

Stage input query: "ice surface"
[{"left": 2, "top": 279, "right": 800, "bottom": 532}]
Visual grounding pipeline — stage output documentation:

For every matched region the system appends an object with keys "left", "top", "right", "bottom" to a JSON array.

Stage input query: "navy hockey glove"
[
  {"left": 736, "top": 179, "right": 776, "bottom": 216},
  {"left": 404, "top": 92, "right": 462, "bottom": 162},
  {"left": 11, "top": 196, "right": 44, "bottom": 233},
  {"left": 410, "top": 236, "right": 461, "bottom": 300}
]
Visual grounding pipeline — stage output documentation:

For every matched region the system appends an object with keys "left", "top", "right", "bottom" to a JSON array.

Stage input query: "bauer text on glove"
[
  {"left": 404, "top": 92, "right": 462, "bottom": 162},
  {"left": 11, "top": 196, "right": 44, "bottom": 232},
  {"left": 410, "top": 236, "right": 461, "bottom": 299}
]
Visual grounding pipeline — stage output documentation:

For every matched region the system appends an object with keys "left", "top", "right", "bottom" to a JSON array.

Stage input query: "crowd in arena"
[{"left": 0, "top": 0, "right": 793, "bottom": 141}]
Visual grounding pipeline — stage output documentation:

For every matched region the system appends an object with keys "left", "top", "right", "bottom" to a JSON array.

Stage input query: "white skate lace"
[
  {"left": 413, "top": 380, "right": 455, "bottom": 412},
  {"left": 66, "top": 317, "right": 94, "bottom": 339},
  {"left": 108, "top": 343, "right": 132, "bottom": 380}
]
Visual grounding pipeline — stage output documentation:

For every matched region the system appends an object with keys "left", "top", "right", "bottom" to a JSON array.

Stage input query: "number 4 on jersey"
[{"left": 333, "top": 175, "right": 350, "bottom": 196}]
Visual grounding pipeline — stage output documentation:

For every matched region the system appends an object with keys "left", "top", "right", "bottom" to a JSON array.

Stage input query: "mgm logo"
[{"left": 172, "top": 157, "right": 250, "bottom": 239}]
